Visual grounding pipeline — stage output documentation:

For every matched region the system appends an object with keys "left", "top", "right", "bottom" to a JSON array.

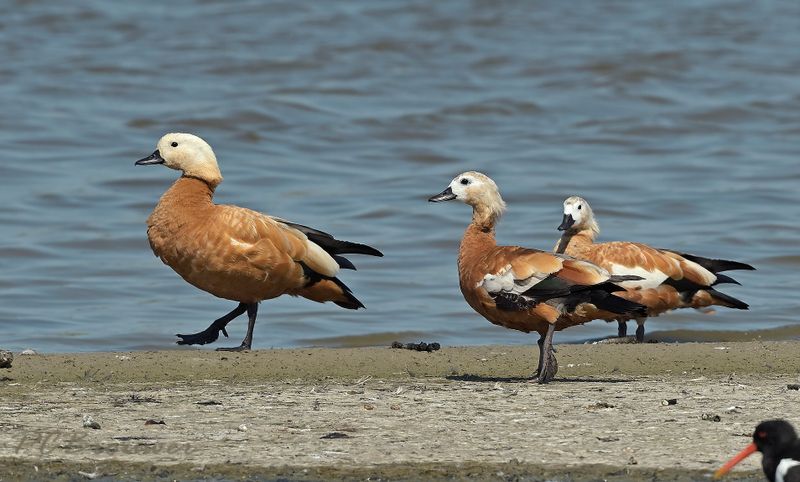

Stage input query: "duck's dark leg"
[
  {"left": 534, "top": 333, "right": 545, "bottom": 377},
  {"left": 176, "top": 303, "right": 247, "bottom": 346},
  {"left": 617, "top": 320, "right": 627, "bottom": 338},
  {"left": 217, "top": 303, "right": 258, "bottom": 352},
  {"left": 533, "top": 323, "right": 558, "bottom": 384},
  {"left": 635, "top": 319, "right": 645, "bottom": 343}
]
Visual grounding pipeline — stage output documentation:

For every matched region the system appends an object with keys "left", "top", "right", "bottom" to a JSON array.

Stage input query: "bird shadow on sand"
[{"left": 445, "top": 374, "right": 632, "bottom": 384}]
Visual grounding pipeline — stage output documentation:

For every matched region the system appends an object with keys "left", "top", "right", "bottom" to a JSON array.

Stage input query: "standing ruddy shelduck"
[
  {"left": 715, "top": 420, "right": 800, "bottom": 481},
  {"left": 555, "top": 196, "right": 753, "bottom": 342},
  {"left": 428, "top": 172, "right": 647, "bottom": 383},
  {"left": 136, "top": 133, "right": 382, "bottom": 351}
]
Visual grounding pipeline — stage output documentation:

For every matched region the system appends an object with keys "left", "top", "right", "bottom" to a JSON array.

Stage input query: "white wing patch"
[
  {"left": 680, "top": 258, "right": 717, "bottom": 286},
  {"left": 478, "top": 264, "right": 547, "bottom": 294},
  {"left": 777, "top": 458, "right": 800, "bottom": 482},
  {"left": 304, "top": 240, "right": 339, "bottom": 277},
  {"left": 608, "top": 263, "right": 669, "bottom": 290}
]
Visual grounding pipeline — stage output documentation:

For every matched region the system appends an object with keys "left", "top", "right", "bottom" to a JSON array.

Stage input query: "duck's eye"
[
  {"left": 577, "top": 205, "right": 582, "bottom": 210},
  {"left": 171, "top": 142, "right": 178, "bottom": 147},
  {"left": 460, "top": 178, "right": 470, "bottom": 185}
]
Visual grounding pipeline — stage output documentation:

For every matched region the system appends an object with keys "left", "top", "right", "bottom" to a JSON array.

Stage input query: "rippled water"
[{"left": 1, "top": 0, "right": 798, "bottom": 352}]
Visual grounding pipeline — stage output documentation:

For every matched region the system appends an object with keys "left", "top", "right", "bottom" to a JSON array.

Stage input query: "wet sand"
[{"left": 1, "top": 342, "right": 798, "bottom": 481}]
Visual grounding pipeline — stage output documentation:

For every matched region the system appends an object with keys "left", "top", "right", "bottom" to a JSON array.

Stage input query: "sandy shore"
[{"left": 1, "top": 342, "right": 798, "bottom": 481}]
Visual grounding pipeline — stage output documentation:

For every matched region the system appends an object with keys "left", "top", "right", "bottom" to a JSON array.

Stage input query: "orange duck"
[
  {"left": 555, "top": 196, "right": 753, "bottom": 341},
  {"left": 136, "top": 133, "right": 382, "bottom": 351},
  {"left": 429, "top": 172, "right": 646, "bottom": 383}
]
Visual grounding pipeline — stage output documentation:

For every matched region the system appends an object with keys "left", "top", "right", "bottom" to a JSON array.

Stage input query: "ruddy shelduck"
[
  {"left": 555, "top": 196, "right": 753, "bottom": 341},
  {"left": 429, "top": 172, "right": 647, "bottom": 383},
  {"left": 136, "top": 133, "right": 382, "bottom": 351}
]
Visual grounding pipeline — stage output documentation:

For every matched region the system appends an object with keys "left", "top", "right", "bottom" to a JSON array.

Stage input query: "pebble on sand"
[
  {"left": 0, "top": 350, "right": 12, "bottom": 368},
  {"left": 82, "top": 415, "right": 100, "bottom": 430}
]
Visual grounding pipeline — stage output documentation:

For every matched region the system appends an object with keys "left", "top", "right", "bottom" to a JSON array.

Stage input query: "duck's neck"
[
  {"left": 459, "top": 221, "right": 497, "bottom": 270},
  {"left": 554, "top": 229, "right": 595, "bottom": 255},
  {"left": 159, "top": 176, "right": 216, "bottom": 209},
  {"left": 471, "top": 205, "right": 497, "bottom": 230}
]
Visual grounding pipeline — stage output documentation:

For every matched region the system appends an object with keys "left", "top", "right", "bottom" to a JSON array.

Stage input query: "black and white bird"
[{"left": 715, "top": 420, "right": 800, "bottom": 482}]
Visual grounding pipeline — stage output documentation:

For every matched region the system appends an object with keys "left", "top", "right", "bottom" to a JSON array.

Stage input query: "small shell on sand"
[{"left": 82, "top": 415, "right": 100, "bottom": 429}]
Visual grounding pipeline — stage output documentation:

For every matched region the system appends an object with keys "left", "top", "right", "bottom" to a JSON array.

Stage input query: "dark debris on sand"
[{"left": 391, "top": 341, "right": 441, "bottom": 352}]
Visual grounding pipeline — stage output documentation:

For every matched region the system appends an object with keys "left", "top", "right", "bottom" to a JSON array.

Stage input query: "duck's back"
[{"left": 562, "top": 238, "right": 735, "bottom": 314}]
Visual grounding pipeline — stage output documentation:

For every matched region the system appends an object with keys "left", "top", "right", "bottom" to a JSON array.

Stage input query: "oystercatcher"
[{"left": 714, "top": 420, "right": 800, "bottom": 482}]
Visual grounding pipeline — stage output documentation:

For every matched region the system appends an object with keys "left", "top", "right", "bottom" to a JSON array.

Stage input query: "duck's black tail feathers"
[
  {"left": 330, "top": 276, "right": 366, "bottom": 310},
  {"left": 280, "top": 220, "right": 383, "bottom": 270},
  {"left": 713, "top": 273, "right": 741, "bottom": 286},
  {"left": 669, "top": 251, "right": 755, "bottom": 273},
  {"left": 297, "top": 261, "right": 366, "bottom": 310},
  {"left": 706, "top": 288, "right": 749, "bottom": 310}
]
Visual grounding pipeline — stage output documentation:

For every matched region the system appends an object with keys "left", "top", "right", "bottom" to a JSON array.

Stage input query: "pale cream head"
[
  {"left": 429, "top": 171, "right": 506, "bottom": 227},
  {"left": 138, "top": 133, "right": 223, "bottom": 187},
  {"left": 560, "top": 195, "right": 599, "bottom": 236}
]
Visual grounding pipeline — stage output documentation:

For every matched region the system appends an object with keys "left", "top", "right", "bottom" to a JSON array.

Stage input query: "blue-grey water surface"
[{"left": 1, "top": 0, "right": 798, "bottom": 352}]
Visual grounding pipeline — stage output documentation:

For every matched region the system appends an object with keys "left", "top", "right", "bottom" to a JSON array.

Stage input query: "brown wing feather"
[
  {"left": 466, "top": 246, "right": 628, "bottom": 329},
  {"left": 505, "top": 249, "right": 564, "bottom": 279},
  {"left": 575, "top": 242, "right": 680, "bottom": 277},
  {"left": 564, "top": 239, "right": 723, "bottom": 315},
  {"left": 557, "top": 258, "right": 613, "bottom": 285}
]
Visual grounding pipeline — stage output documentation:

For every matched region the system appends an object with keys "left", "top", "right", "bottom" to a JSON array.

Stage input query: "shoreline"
[
  {"left": 1, "top": 342, "right": 797, "bottom": 481},
  {"left": 4, "top": 340, "right": 800, "bottom": 383}
]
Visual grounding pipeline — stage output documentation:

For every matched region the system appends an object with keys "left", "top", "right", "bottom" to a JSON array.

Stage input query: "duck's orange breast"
[{"left": 146, "top": 177, "right": 309, "bottom": 303}]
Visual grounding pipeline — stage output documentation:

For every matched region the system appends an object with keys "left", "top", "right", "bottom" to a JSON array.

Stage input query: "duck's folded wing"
[
  {"left": 477, "top": 248, "right": 646, "bottom": 318},
  {"left": 582, "top": 242, "right": 751, "bottom": 311},
  {"left": 584, "top": 241, "right": 698, "bottom": 289},
  {"left": 212, "top": 206, "right": 340, "bottom": 279},
  {"left": 477, "top": 249, "right": 607, "bottom": 307}
]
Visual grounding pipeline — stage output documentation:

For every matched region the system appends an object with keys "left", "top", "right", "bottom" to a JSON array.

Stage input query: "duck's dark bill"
[
  {"left": 713, "top": 442, "right": 757, "bottom": 479},
  {"left": 558, "top": 213, "right": 575, "bottom": 231},
  {"left": 428, "top": 187, "right": 456, "bottom": 202},
  {"left": 135, "top": 150, "right": 165, "bottom": 166}
]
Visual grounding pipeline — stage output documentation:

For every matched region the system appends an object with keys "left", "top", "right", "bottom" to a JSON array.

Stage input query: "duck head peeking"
[{"left": 558, "top": 195, "right": 599, "bottom": 236}]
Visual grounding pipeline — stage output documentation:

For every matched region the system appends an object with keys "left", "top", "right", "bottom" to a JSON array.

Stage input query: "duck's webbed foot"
[
  {"left": 176, "top": 325, "right": 228, "bottom": 346},
  {"left": 214, "top": 303, "right": 258, "bottom": 352},
  {"left": 176, "top": 303, "right": 246, "bottom": 346},
  {"left": 216, "top": 342, "right": 250, "bottom": 352}
]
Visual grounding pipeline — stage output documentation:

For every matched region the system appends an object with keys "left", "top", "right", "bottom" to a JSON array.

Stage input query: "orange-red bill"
[{"left": 713, "top": 442, "right": 757, "bottom": 479}]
